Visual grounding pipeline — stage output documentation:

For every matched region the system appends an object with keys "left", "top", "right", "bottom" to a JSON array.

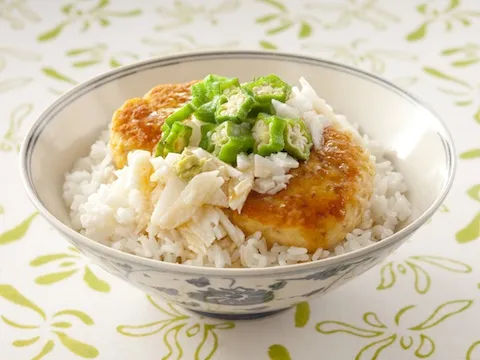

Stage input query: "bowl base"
[{"left": 189, "top": 308, "right": 289, "bottom": 320}]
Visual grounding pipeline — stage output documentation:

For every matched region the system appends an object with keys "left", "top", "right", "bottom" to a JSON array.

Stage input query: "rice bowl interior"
[{"left": 62, "top": 74, "right": 412, "bottom": 269}]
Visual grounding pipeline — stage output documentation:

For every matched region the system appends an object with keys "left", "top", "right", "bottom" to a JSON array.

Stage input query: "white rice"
[{"left": 63, "top": 77, "right": 411, "bottom": 268}]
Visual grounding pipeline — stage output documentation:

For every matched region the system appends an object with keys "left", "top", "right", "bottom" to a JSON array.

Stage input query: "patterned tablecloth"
[{"left": 1, "top": 0, "right": 480, "bottom": 359}]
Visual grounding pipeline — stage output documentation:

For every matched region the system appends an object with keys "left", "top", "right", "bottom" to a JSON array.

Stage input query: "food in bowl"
[{"left": 63, "top": 73, "right": 411, "bottom": 268}]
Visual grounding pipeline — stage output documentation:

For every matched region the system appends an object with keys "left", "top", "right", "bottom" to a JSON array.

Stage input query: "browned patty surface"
[{"left": 109, "top": 80, "right": 198, "bottom": 168}]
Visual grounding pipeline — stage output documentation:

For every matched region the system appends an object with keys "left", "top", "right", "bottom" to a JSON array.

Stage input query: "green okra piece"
[
  {"left": 252, "top": 113, "right": 286, "bottom": 156},
  {"left": 283, "top": 118, "right": 312, "bottom": 161}
]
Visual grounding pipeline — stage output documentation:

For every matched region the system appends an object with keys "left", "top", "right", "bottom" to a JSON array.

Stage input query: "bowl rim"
[{"left": 19, "top": 49, "right": 456, "bottom": 277}]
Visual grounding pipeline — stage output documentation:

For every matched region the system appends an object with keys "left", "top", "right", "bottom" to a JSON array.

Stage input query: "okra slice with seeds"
[
  {"left": 215, "top": 88, "right": 255, "bottom": 123},
  {"left": 209, "top": 121, "right": 254, "bottom": 164},
  {"left": 243, "top": 74, "right": 292, "bottom": 106},
  {"left": 155, "top": 122, "right": 193, "bottom": 158},
  {"left": 252, "top": 113, "right": 286, "bottom": 156},
  {"left": 283, "top": 118, "right": 313, "bottom": 161}
]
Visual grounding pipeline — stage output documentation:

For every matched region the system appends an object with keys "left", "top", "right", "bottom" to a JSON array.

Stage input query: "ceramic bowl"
[{"left": 20, "top": 51, "right": 455, "bottom": 320}]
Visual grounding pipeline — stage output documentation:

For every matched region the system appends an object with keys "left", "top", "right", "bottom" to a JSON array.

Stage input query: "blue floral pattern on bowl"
[
  {"left": 78, "top": 235, "right": 403, "bottom": 319},
  {"left": 188, "top": 287, "right": 275, "bottom": 306}
]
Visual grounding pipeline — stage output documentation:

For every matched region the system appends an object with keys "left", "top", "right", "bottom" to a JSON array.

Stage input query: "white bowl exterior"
[
  {"left": 58, "top": 227, "right": 413, "bottom": 313},
  {"left": 21, "top": 52, "right": 453, "bottom": 315}
]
